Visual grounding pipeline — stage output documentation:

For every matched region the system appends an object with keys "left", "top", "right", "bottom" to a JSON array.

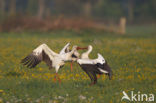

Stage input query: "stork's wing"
[
  {"left": 21, "top": 52, "right": 42, "bottom": 68},
  {"left": 21, "top": 44, "right": 54, "bottom": 69},
  {"left": 59, "top": 43, "right": 70, "bottom": 54},
  {"left": 39, "top": 44, "right": 58, "bottom": 56}
]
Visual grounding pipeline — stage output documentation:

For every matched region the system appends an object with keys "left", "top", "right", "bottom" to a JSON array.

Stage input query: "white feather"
[
  {"left": 98, "top": 68, "right": 108, "bottom": 73},
  {"left": 77, "top": 59, "right": 97, "bottom": 65},
  {"left": 81, "top": 45, "right": 92, "bottom": 59},
  {"left": 33, "top": 44, "right": 56, "bottom": 62},
  {"left": 33, "top": 44, "right": 57, "bottom": 56},
  {"left": 77, "top": 53, "right": 106, "bottom": 65},
  {"left": 59, "top": 43, "right": 70, "bottom": 54}
]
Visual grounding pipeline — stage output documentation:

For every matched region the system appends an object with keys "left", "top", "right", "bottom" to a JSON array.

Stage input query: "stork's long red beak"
[{"left": 77, "top": 47, "right": 88, "bottom": 50}]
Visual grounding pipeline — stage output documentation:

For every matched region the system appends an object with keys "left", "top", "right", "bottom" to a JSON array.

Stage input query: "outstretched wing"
[
  {"left": 59, "top": 43, "right": 70, "bottom": 54},
  {"left": 21, "top": 44, "right": 53, "bottom": 69}
]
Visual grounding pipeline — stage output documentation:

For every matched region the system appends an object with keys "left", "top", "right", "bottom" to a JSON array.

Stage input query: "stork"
[
  {"left": 21, "top": 43, "right": 85, "bottom": 83},
  {"left": 77, "top": 53, "right": 112, "bottom": 85}
]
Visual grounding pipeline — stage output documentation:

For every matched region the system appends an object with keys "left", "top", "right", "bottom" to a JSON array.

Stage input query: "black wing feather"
[
  {"left": 23, "top": 56, "right": 32, "bottom": 65},
  {"left": 21, "top": 50, "right": 53, "bottom": 69},
  {"left": 21, "top": 53, "right": 42, "bottom": 68},
  {"left": 27, "top": 57, "right": 35, "bottom": 68}
]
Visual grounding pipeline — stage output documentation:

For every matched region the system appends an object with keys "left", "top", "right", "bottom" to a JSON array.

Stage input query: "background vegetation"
[
  {"left": 0, "top": 0, "right": 156, "bottom": 21},
  {"left": 0, "top": 26, "right": 156, "bottom": 102}
]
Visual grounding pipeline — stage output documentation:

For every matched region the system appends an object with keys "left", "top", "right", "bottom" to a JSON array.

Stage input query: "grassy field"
[{"left": 0, "top": 25, "right": 156, "bottom": 103}]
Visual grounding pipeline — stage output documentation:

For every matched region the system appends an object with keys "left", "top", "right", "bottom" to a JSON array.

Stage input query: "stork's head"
[
  {"left": 71, "top": 50, "right": 80, "bottom": 61},
  {"left": 96, "top": 53, "right": 113, "bottom": 80},
  {"left": 97, "top": 53, "right": 106, "bottom": 64}
]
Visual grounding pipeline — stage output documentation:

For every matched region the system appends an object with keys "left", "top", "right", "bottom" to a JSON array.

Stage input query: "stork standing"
[
  {"left": 21, "top": 43, "right": 84, "bottom": 83},
  {"left": 77, "top": 50, "right": 112, "bottom": 85}
]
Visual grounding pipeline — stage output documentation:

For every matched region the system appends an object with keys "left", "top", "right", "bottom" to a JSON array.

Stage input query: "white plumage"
[
  {"left": 78, "top": 45, "right": 105, "bottom": 65},
  {"left": 77, "top": 53, "right": 106, "bottom": 65},
  {"left": 59, "top": 43, "right": 70, "bottom": 54}
]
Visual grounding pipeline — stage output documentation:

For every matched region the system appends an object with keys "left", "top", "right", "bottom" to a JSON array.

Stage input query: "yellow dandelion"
[
  {"left": 0, "top": 98, "right": 3, "bottom": 103},
  {"left": 0, "top": 90, "right": 4, "bottom": 93}
]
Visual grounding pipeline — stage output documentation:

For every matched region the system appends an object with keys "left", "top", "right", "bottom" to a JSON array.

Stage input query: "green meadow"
[{"left": 0, "top": 25, "right": 155, "bottom": 103}]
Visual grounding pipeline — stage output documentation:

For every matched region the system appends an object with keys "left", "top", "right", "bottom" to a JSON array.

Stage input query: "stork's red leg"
[
  {"left": 70, "top": 61, "right": 73, "bottom": 72},
  {"left": 56, "top": 73, "right": 61, "bottom": 84},
  {"left": 89, "top": 82, "right": 95, "bottom": 86},
  {"left": 54, "top": 75, "right": 57, "bottom": 82}
]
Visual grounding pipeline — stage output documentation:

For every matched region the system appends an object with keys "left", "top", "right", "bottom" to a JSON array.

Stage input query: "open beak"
[{"left": 76, "top": 47, "right": 88, "bottom": 50}]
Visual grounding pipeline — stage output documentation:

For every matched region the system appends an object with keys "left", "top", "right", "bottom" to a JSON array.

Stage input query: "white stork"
[
  {"left": 21, "top": 43, "right": 85, "bottom": 83},
  {"left": 77, "top": 49, "right": 112, "bottom": 85}
]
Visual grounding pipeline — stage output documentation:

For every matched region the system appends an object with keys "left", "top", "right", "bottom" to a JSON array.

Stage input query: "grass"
[{"left": 0, "top": 25, "right": 156, "bottom": 103}]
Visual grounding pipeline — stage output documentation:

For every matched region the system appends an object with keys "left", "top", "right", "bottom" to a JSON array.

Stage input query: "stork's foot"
[
  {"left": 58, "top": 78, "right": 61, "bottom": 84},
  {"left": 89, "top": 81, "right": 97, "bottom": 86},
  {"left": 54, "top": 77, "right": 57, "bottom": 82},
  {"left": 53, "top": 78, "right": 61, "bottom": 84},
  {"left": 54, "top": 73, "right": 61, "bottom": 84}
]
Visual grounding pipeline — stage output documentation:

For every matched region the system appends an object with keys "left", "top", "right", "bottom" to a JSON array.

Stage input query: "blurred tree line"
[{"left": 0, "top": 0, "right": 156, "bottom": 23}]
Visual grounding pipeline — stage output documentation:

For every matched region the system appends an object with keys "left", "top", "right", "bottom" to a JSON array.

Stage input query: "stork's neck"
[
  {"left": 82, "top": 46, "right": 92, "bottom": 57},
  {"left": 87, "top": 47, "right": 92, "bottom": 54}
]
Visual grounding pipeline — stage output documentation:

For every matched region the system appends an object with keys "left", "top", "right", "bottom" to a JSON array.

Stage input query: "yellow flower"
[
  {"left": 38, "top": 68, "right": 43, "bottom": 71},
  {"left": 0, "top": 98, "right": 3, "bottom": 103},
  {"left": 136, "top": 68, "right": 140, "bottom": 72},
  {"left": 0, "top": 90, "right": 4, "bottom": 93}
]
